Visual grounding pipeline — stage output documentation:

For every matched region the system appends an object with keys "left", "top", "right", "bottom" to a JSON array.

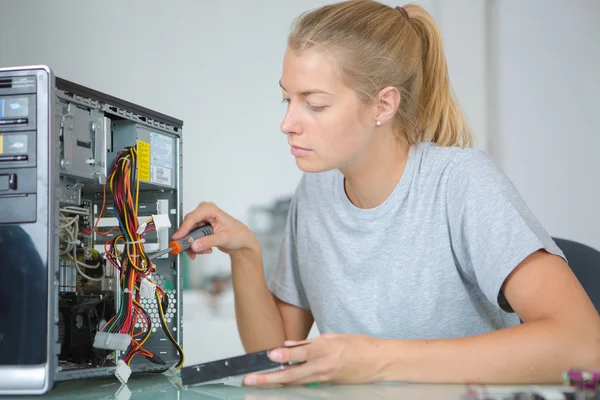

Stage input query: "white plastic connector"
[
  {"left": 136, "top": 222, "right": 147, "bottom": 235},
  {"left": 151, "top": 214, "right": 172, "bottom": 231},
  {"left": 115, "top": 360, "right": 132, "bottom": 385},
  {"left": 140, "top": 277, "right": 157, "bottom": 299},
  {"left": 93, "top": 332, "right": 132, "bottom": 352}
]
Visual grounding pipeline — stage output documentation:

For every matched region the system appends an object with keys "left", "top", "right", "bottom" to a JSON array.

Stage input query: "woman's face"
[{"left": 279, "top": 48, "right": 377, "bottom": 173}]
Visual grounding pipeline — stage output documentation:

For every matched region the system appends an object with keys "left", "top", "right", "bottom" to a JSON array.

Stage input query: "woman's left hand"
[{"left": 242, "top": 333, "right": 385, "bottom": 386}]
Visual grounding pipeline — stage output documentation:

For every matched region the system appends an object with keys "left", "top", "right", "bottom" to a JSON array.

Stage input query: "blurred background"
[{"left": 0, "top": 0, "right": 598, "bottom": 366}]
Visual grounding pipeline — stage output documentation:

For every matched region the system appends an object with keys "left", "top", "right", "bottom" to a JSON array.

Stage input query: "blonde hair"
[{"left": 288, "top": 0, "right": 473, "bottom": 147}]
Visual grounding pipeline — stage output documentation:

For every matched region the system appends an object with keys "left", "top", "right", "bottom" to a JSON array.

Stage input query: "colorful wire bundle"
[{"left": 95, "top": 146, "right": 184, "bottom": 369}]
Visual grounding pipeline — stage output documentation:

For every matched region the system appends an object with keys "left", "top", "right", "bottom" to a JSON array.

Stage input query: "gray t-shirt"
[{"left": 267, "top": 142, "right": 565, "bottom": 339}]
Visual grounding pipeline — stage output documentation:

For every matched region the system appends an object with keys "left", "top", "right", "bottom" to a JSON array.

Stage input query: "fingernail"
[
  {"left": 284, "top": 340, "right": 296, "bottom": 346},
  {"left": 245, "top": 375, "right": 256, "bottom": 385},
  {"left": 191, "top": 241, "right": 202, "bottom": 252},
  {"left": 269, "top": 350, "right": 282, "bottom": 362}
]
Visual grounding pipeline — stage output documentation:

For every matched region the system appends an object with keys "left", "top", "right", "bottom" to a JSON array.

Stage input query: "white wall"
[
  {"left": 490, "top": 0, "right": 600, "bottom": 250},
  {"left": 437, "top": 0, "right": 489, "bottom": 152}
]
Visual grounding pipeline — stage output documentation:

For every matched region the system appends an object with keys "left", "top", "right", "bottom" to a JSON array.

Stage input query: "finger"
[
  {"left": 185, "top": 248, "right": 212, "bottom": 258},
  {"left": 172, "top": 203, "right": 218, "bottom": 239},
  {"left": 243, "top": 363, "right": 320, "bottom": 386},
  {"left": 269, "top": 344, "right": 309, "bottom": 364},
  {"left": 190, "top": 231, "right": 228, "bottom": 252},
  {"left": 183, "top": 249, "right": 196, "bottom": 260}
]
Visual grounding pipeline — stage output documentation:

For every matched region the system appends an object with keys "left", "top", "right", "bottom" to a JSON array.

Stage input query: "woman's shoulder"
[
  {"left": 416, "top": 142, "right": 522, "bottom": 214},
  {"left": 416, "top": 142, "right": 499, "bottom": 181}
]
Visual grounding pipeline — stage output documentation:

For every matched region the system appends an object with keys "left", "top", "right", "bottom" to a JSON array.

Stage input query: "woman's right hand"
[{"left": 171, "top": 202, "right": 259, "bottom": 260}]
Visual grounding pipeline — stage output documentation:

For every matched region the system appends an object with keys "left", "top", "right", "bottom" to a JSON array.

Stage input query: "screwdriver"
[{"left": 147, "top": 223, "right": 213, "bottom": 260}]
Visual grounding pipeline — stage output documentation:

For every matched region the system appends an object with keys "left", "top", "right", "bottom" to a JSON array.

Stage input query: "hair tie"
[{"left": 395, "top": 6, "right": 409, "bottom": 19}]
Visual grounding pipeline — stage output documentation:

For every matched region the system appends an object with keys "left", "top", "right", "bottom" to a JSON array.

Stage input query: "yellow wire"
[
  {"left": 132, "top": 300, "right": 151, "bottom": 348},
  {"left": 133, "top": 147, "right": 140, "bottom": 212},
  {"left": 156, "top": 292, "right": 185, "bottom": 368},
  {"left": 122, "top": 159, "right": 135, "bottom": 240},
  {"left": 109, "top": 157, "right": 118, "bottom": 192}
]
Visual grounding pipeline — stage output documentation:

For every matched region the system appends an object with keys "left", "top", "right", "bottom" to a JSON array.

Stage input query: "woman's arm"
[
  {"left": 232, "top": 245, "right": 314, "bottom": 352},
  {"left": 375, "top": 250, "right": 600, "bottom": 384},
  {"left": 230, "top": 246, "right": 287, "bottom": 352},
  {"left": 275, "top": 296, "right": 315, "bottom": 342}
]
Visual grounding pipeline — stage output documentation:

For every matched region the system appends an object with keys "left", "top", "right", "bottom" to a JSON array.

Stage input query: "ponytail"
[{"left": 404, "top": 5, "right": 473, "bottom": 147}]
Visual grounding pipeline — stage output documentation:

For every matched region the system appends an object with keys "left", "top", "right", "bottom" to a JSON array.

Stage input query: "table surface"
[{"left": 12, "top": 374, "right": 576, "bottom": 400}]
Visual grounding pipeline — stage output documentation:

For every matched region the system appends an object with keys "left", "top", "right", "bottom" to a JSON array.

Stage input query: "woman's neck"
[{"left": 341, "top": 132, "right": 409, "bottom": 209}]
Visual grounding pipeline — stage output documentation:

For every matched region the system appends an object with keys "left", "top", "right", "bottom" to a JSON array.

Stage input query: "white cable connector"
[
  {"left": 140, "top": 277, "right": 157, "bottom": 299},
  {"left": 151, "top": 214, "right": 172, "bottom": 231},
  {"left": 115, "top": 360, "right": 132, "bottom": 385},
  {"left": 93, "top": 332, "right": 132, "bottom": 352},
  {"left": 136, "top": 214, "right": 170, "bottom": 234},
  {"left": 136, "top": 222, "right": 147, "bottom": 235}
]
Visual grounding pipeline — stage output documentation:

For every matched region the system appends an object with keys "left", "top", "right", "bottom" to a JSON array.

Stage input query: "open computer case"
[{"left": 0, "top": 65, "right": 185, "bottom": 395}]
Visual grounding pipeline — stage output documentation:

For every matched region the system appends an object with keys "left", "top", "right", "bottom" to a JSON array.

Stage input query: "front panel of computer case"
[{"left": 0, "top": 65, "right": 57, "bottom": 395}]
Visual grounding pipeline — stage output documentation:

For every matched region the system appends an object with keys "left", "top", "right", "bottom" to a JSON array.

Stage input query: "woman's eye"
[
  {"left": 306, "top": 104, "right": 326, "bottom": 112},
  {"left": 281, "top": 98, "right": 325, "bottom": 112}
]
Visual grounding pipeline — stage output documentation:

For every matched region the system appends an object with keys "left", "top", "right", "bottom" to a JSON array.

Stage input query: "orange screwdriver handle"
[{"left": 168, "top": 224, "right": 213, "bottom": 255}]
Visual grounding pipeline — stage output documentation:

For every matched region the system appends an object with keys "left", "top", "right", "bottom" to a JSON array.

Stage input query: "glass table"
[{"left": 18, "top": 373, "right": 576, "bottom": 400}]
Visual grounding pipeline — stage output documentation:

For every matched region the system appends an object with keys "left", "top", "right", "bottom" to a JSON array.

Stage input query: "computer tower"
[{"left": 0, "top": 65, "right": 185, "bottom": 395}]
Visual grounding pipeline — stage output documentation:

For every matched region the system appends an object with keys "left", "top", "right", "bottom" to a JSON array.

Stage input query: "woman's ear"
[{"left": 374, "top": 86, "right": 401, "bottom": 126}]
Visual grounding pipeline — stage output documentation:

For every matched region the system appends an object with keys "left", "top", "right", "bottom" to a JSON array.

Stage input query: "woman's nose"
[{"left": 280, "top": 109, "right": 302, "bottom": 136}]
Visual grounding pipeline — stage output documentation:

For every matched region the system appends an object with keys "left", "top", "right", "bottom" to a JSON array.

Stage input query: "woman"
[{"left": 174, "top": 0, "right": 600, "bottom": 386}]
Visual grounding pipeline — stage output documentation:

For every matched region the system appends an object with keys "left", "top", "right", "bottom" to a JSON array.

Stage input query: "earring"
[{"left": 376, "top": 121, "right": 382, "bottom": 127}]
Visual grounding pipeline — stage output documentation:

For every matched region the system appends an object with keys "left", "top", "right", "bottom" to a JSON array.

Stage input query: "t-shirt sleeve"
[
  {"left": 446, "top": 150, "right": 566, "bottom": 312},
  {"left": 266, "top": 178, "right": 311, "bottom": 310}
]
